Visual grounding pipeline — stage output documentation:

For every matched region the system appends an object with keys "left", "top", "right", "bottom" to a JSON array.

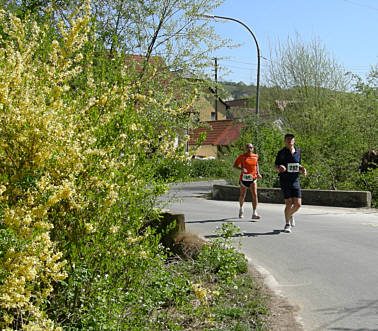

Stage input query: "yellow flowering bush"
[
  {"left": 0, "top": 2, "right": 199, "bottom": 329},
  {"left": 0, "top": 6, "right": 86, "bottom": 328}
]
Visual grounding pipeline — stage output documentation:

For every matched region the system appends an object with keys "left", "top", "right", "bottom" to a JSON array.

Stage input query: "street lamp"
[{"left": 198, "top": 14, "right": 261, "bottom": 116}]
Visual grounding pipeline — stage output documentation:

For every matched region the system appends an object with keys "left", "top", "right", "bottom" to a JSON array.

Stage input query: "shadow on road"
[
  {"left": 204, "top": 229, "right": 282, "bottom": 238},
  {"left": 186, "top": 218, "right": 283, "bottom": 237},
  {"left": 186, "top": 218, "right": 236, "bottom": 224},
  {"left": 313, "top": 299, "right": 378, "bottom": 331}
]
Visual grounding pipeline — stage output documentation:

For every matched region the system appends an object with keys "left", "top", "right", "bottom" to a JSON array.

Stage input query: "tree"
[
  {"left": 262, "top": 34, "right": 351, "bottom": 135},
  {"left": 351, "top": 64, "right": 378, "bottom": 149},
  {"left": 0, "top": 0, "right": 72, "bottom": 20},
  {"left": 90, "top": 0, "right": 230, "bottom": 76},
  {"left": 1, "top": 0, "right": 231, "bottom": 79},
  {"left": 265, "top": 33, "right": 349, "bottom": 102}
]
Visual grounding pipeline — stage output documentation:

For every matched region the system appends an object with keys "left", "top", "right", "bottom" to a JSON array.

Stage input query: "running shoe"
[
  {"left": 251, "top": 214, "right": 261, "bottom": 220},
  {"left": 283, "top": 224, "right": 291, "bottom": 233},
  {"left": 239, "top": 207, "right": 244, "bottom": 219},
  {"left": 290, "top": 216, "right": 295, "bottom": 227}
]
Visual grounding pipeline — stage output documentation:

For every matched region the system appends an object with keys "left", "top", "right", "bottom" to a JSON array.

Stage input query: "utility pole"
[{"left": 214, "top": 57, "right": 218, "bottom": 120}]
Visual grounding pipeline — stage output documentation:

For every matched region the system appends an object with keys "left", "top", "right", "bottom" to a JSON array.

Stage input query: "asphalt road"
[{"left": 163, "top": 180, "right": 378, "bottom": 331}]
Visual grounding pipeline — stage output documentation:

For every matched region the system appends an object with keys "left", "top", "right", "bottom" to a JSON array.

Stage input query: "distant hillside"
[
  {"left": 219, "top": 81, "right": 291, "bottom": 111},
  {"left": 219, "top": 81, "right": 257, "bottom": 100}
]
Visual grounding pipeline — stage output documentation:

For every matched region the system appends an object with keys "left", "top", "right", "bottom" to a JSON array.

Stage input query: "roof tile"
[{"left": 189, "top": 120, "right": 243, "bottom": 146}]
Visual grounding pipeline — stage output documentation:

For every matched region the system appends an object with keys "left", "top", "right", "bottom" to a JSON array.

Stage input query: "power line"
[
  {"left": 214, "top": 57, "right": 373, "bottom": 81},
  {"left": 223, "top": 64, "right": 257, "bottom": 70},
  {"left": 260, "top": 55, "right": 281, "bottom": 66},
  {"left": 261, "top": 56, "right": 372, "bottom": 72},
  {"left": 342, "top": 0, "right": 378, "bottom": 12},
  {"left": 222, "top": 59, "right": 257, "bottom": 65},
  {"left": 347, "top": 65, "right": 373, "bottom": 69}
]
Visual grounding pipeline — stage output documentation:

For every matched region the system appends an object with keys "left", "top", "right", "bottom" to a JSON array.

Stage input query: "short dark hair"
[{"left": 284, "top": 133, "right": 295, "bottom": 139}]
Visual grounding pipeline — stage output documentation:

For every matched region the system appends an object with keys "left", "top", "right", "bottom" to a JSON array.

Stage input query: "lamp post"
[{"left": 199, "top": 14, "right": 261, "bottom": 116}]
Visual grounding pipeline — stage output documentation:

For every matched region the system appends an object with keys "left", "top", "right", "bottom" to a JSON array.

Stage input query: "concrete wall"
[
  {"left": 212, "top": 184, "right": 372, "bottom": 208},
  {"left": 216, "top": 99, "right": 228, "bottom": 120},
  {"left": 198, "top": 97, "right": 214, "bottom": 122},
  {"left": 191, "top": 144, "right": 218, "bottom": 158}
]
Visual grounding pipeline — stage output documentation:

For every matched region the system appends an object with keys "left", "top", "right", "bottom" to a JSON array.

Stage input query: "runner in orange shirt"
[{"left": 233, "top": 143, "right": 262, "bottom": 220}]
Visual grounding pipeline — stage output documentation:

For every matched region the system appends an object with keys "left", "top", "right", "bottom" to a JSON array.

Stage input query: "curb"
[{"left": 212, "top": 184, "right": 371, "bottom": 208}]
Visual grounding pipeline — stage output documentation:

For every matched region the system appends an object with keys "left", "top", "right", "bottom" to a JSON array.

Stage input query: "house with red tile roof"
[
  {"left": 188, "top": 96, "right": 279, "bottom": 158},
  {"left": 188, "top": 97, "right": 252, "bottom": 159},
  {"left": 189, "top": 119, "right": 243, "bottom": 158}
]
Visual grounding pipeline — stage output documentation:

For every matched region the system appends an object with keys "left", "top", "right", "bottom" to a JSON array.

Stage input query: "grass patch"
[
  {"left": 146, "top": 257, "right": 269, "bottom": 330},
  {"left": 143, "top": 223, "right": 270, "bottom": 330}
]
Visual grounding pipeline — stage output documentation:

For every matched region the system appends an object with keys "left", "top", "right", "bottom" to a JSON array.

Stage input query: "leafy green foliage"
[
  {"left": 155, "top": 158, "right": 192, "bottom": 182},
  {"left": 356, "top": 168, "right": 378, "bottom": 208},
  {"left": 189, "top": 158, "right": 234, "bottom": 179},
  {"left": 265, "top": 33, "right": 349, "bottom": 100},
  {"left": 196, "top": 223, "right": 248, "bottom": 282},
  {"left": 3, "top": 0, "right": 231, "bottom": 78},
  {"left": 0, "top": 5, "right": 232, "bottom": 329},
  {"left": 137, "top": 224, "right": 268, "bottom": 330}
]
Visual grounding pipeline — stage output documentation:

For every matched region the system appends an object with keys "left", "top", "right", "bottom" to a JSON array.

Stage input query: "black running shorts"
[
  {"left": 280, "top": 180, "right": 302, "bottom": 199},
  {"left": 280, "top": 186, "right": 302, "bottom": 199},
  {"left": 239, "top": 179, "right": 257, "bottom": 188}
]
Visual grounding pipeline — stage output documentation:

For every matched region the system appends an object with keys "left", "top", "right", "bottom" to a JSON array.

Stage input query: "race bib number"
[
  {"left": 242, "top": 174, "right": 254, "bottom": 181},
  {"left": 287, "top": 163, "right": 300, "bottom": 173}
]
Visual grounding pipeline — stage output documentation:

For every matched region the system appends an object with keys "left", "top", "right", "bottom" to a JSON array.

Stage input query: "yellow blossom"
[
  {"left": 84, "top": 223, "right": 96, "bottom": 234},
  {"left": 212, "top": 290, "right": 220, "bottom": 297},
  {"left": 0, "top": 185, "right": 6, "bottom": 195},
  {"left": 192, "top": 283, "right": 209, "bottom": 303},
  {"left": 74, "top": 53, "right": 83, "bottom": 62},
  {"left": 109, "top": 225, "right": 119, "bottom": 234}
]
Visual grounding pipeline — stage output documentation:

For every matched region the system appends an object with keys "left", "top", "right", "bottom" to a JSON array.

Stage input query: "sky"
[{"left": 203, "top": 0, "right": 378, "bottom": 85}]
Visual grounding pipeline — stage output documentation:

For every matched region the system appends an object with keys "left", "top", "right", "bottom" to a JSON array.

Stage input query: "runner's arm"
[
  {"left": 233, "top": 157, "right": 243, "bottom": 171},
  {"left": 274, "top": 151, "right": 286, "bottom": 173},
  {"left": 300, "top": 165, "right": 307, "bottom": 176},
  {"left": 256, "top": 162, "right": 262, "bottom": 178}
]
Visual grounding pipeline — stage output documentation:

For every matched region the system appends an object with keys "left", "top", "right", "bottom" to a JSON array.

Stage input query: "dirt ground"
[{"left": 248, "top": 265, "right": 305, "bottom": 331}]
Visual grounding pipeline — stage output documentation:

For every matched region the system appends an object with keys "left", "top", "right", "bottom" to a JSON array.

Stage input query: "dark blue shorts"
[
  {"left": 280, "top": 180, "right": 302, "bottom": 199},
  {"left": 239, "top": 179, "right": 256, "bottom": 188}
]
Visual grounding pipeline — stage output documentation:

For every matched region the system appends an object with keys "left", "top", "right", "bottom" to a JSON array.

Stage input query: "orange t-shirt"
[{"left": 234, "top": 153, "right": 259, "bottom": 180}]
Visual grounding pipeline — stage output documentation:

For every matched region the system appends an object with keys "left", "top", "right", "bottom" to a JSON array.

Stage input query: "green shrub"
[
  {"left": 196, "top": 223, "right": 248, "bottom": 282},
  {"left": 356, "top": 168, "right": 378, "bottom": 208},
  {"left": 0, "top": 7, "right": 199, "bottom": 330},
  {"left": 189, "top": 158, "right": 234, "bottom": 180},
  {"left": 155, "top": 158, "right": 192, "bottom": 182}
]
